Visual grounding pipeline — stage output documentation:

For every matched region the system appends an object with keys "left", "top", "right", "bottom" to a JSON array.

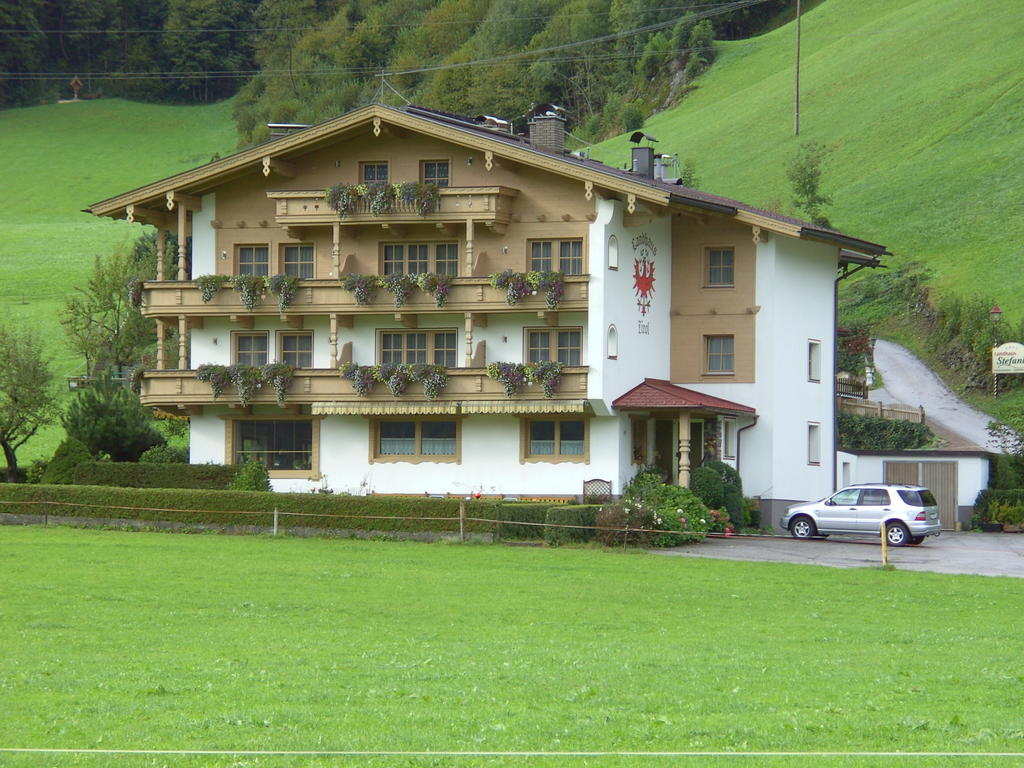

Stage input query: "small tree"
[
  {"left": 40, "top": 438, "right": 93, "bottom": 485},
  {"left": 0, "top": 324, "right": 60, "bottom": 481},
  {"left": 786, "top": 141, "right": 833, "bottom": 227},
  {"left": 63, "top": 373, "right": 165, "bottom": 461},
  {"left": 61, "top": 249, "right": 156, "bottom": 378}
]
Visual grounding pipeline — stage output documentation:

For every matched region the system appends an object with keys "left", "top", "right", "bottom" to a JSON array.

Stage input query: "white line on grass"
[{"left": 3, "top": 749, "right": 1024, "bottom": 758}]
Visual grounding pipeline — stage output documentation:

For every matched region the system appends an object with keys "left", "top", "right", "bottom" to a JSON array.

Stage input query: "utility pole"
[{"left": 794, "top": 0, "right": 802, "bottom": 136}]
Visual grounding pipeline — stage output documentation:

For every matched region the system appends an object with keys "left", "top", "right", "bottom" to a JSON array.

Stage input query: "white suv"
[{"left": 781, "top": 484, "right": 941, "bottom": 546}]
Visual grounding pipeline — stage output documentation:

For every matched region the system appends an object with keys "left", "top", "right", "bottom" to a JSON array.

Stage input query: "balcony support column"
[
  {"left": 464, "top": 218, "right": 474, "bottom": 276},
  {"left": 176, "top": 205, "right": 188, "bottom": 280},
  {"left": 329, "top": 313, "right": 339, "bottom": 368},
  {"left": 156, "top": 321, "right": 166, "bottom": 370},
  {"left": 177, "top": 315, "right": 188, "bottom": 370},
  {"left": 156, "top": 229, "right": 166, "bottom": 281},
  {"left": 464, "top": 312, "right": 474, "bottom": 368},
  {"left": 332, "top": 222, "right": 341, "bottom": 275}
]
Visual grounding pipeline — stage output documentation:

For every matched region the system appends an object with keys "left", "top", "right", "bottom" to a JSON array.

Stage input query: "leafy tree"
[
  {"left": 683, "top": 19, "right": 716, "bottom": 80},
  {"left": 63, "top": 373, "right": 165, "bottom": 461},
  {"left": 0, "top": 324, "right": 60, "bottom": 482},
  {"left": 61, "top": 249, "right": 155, "bottom": 378},
  {"left": 786, "top": 141, "right": 834, "bottom": 227}
]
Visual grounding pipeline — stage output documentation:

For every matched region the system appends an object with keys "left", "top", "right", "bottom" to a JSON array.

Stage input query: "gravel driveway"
[{"left": 655, "top": 531, "right": 1024, "bottom": 578}]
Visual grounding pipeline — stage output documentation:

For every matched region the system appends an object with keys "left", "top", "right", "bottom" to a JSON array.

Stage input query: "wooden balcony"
[
  {"left": 139, "top": 367, "right": 589, "bottom": 409},
  {"left": 139, "top": 276, "right": 589, "bottom": 319},
  {"left": 267, "top": 186, "right": 518, "bottom": 229}
]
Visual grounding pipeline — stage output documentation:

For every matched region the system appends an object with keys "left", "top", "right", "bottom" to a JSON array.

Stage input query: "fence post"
[
  {"left": 880, "top": 521, "right": 888, "bottom": 567},
  {"left": 459, "top": 499, "right": 466, "bottom": 542},
  {"left": 273, "top": 507, "right": 279, "bottom": 536}
]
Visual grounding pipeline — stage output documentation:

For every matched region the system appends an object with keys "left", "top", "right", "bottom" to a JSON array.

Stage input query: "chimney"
[
  {"left": 632, "top": 146, "right": 654, "bottom": 179},
  {"left": 528, "top": 113, "right": 566, "bottom": 154}
]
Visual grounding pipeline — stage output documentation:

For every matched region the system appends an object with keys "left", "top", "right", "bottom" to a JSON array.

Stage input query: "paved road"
[
  {"left": 656, "top": 531, "right": 1024, "bottom": 578},
  {"left": 872, "top": 339, "right": 1000, "bottom": 451}
]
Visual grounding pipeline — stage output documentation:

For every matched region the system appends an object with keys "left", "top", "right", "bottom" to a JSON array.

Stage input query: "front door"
[{"left": 654, "top": 419, "right": 676, "bottom": 484}]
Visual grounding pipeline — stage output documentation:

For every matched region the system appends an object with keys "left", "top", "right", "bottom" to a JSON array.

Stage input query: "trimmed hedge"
[
  {"left": 0, "top": 484, "right": 493, "bottom": 535},
  {"left": 837, "top": 413, "right": 933, "bottom": 450},
  {"left": 973, "top": 488, "right": 1024, "bottom": 521},
  {"left": 544, "top": 504, "right": 600, "bottom": 546},
  {"left": 492, "top": 502, "right": 550, "bottom": 540},
  {"left": 71, "top": 462, "right": 242, "bottom": 490}
]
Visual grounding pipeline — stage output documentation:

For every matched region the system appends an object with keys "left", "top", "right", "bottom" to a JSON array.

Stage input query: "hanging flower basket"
[
  {"left": 231, "top": 275, "right": 265, "bottom": 311},
  {"left": 194, "top": 274, "right": 230, "bottom": 303},
  {"left": 266, "top": 274, "right": 299, "bottom": 312}
]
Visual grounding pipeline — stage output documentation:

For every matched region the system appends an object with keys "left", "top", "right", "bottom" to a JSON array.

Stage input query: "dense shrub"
[
  {"left": 651, "top": 485, "right": 712, "bottom": 545},
  {"left": 594, "top": 503, "right": 644, "bottom": 547},
  {"left": 723, "top": 486, "right": 746, "bottom": 527},
  {"left": 72, "top": 461, "right": 239, "bottom": 490},
  {"left": 973, "top": 489, "right": 1024, "bottom": 522},
  {"left": 40, "top": 438, "right": 92, "bottom": 485},
  {"left": 544, "top": 505, "right": 600, "bottom": 546},
  {"left": 139, "top": 445, "right": 189, "bottom": 464},
  {"left": 989, "top": 454, "right": 1024, "bottom": 490},
  {"left": 837, "top": 413, "right": 933, "bottom": 450},
  {"left": 492, "top": 502, "right": 549, "bottom": 541},
  {"left": 0, "top": 484, "right": 493, "bottom": 536},
  {"left": 689, "top": 466, "right": 723, "bottom": 510},
  {"left": 228, "top": 462, "right": 272, "bottom": 492}
]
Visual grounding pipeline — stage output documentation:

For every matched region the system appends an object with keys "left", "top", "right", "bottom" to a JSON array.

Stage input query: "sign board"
[{"left": 993, "top": 342, "right": 1024, "bottom": 374}]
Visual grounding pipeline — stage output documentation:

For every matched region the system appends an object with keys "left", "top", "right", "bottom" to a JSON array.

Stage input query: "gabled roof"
[
  {"left": 87, "top": 103, "right": 886, "bottom": 256},
  {"left": 613, "top": 379, "right": 755, "bottom": 415}
]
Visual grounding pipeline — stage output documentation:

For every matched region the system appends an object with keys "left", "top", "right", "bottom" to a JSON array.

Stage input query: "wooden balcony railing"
[
  {"left": 267, "top": 186, "right": 518, "bottom": 228},
  {"left": 139, "top": 276, "right": 589, "bottom": 318},
  {"left": 138, "top": 367, "right": 588, "bottom": 408}
]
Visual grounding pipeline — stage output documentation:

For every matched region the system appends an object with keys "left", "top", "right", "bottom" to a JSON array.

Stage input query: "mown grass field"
[
  {"left": 594, "top": 0, "right": 1024, "bottom": 323},
  {"left": 0, "top": 98, "right": 238, "bottom": 462},
  {"left": 1, "top": 526, "right": 1022, "bottom": 767}
]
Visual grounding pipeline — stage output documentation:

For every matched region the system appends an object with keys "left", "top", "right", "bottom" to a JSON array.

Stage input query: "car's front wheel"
[
  {"left": 885, "top": 522, "right": 911, "bottom": 547},
  {"left": 790, "top": 515, "right": 817, "bottom": 540}
]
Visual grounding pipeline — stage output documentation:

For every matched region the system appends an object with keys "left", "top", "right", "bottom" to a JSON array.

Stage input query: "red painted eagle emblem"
[{"left": 633, "top": 255, "right": 655, "bottom": 315}]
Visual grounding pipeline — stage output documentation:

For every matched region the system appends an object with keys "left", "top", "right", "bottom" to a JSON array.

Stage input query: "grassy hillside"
[
  {"left": 594, "top": 0, "right": 1024, "bottom": 322},
  {"left": 0, "top": 98, "right": 238, "bottom": 461}
]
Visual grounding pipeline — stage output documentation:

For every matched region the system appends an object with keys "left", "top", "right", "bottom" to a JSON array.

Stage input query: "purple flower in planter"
[{"left": 486, "top": 362, "right": 529, "bottom": 397}]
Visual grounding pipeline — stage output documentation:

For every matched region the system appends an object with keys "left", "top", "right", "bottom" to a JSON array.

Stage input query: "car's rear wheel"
[
  {"left": 885, "top": 522, "right": 911, "bottom": 547},
  {"left": 790, "top": 515, "right": 817, "bottom": 539},
  {"left": 908, "top": 535, "right": 925, "bottom": 546}
]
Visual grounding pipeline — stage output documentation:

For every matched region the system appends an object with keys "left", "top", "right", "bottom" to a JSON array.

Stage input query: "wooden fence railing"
[{"left": 837, "top": 398, "right": 925, "bottom": 423}]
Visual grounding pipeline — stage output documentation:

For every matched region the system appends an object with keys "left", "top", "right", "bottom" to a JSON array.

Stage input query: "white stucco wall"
[
  {"left": 191, "top": 193, "right": 217, "bottom": 277},
  {"left": 588, "top": 198, "right": 672, "bottom": 413},
  {"left": 687, "top": 233, "right": 838, "bottom": 505},
  {"left": 837, "top": 451, "right": 991, "bottom": 508}
]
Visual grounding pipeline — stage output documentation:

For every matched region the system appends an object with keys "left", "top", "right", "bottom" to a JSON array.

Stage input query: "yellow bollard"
[{"left": 880, "top": 521, "right": 888, "bottom": 568}]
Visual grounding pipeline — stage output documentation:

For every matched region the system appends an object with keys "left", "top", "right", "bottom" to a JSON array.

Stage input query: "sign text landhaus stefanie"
[{"left": 992, "top": 342, "right": 1024, "bottom": 374}]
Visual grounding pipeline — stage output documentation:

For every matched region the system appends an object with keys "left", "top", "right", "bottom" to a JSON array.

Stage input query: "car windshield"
[{"left": 898, "top": 489, "right": 937, "bottom": 506}]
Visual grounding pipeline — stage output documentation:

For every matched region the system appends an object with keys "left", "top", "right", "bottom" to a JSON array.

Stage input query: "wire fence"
[{"left": 0, "top": 498, "right": 797, "bottom": 543}]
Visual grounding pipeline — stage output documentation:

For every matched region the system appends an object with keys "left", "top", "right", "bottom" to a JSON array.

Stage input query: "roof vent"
[
  {"left": 527, "top": 103, "right": 567, "bottom": 155},
  {"left": 267, "top": 123, "right": 310, "bottom": 140},
  {"left": 629, "top": 131, "right": 657, "bottom": 179}
]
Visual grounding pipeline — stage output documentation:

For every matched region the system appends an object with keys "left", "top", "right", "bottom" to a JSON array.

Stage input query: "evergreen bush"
[
  {"left": 40, "top": 438, "right": 93, "bottom": 485},
  {"left": 139, "top": 445, "right": 189, "bottom": 464},
  {"left": 63, "top": 374, "right": 165, "bottom": 461},
  {"left": 689, "top": 466, "right": 724, "bottom": 510},
  {"left": 228, "top": 462, "right": 272, "bottom": 492}
]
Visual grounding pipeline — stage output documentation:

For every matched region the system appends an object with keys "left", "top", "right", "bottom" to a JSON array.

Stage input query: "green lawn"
[
  {"left": 594, "top": 0, "right": 1024, "bottom": 323},
  {"left": 0, "top": 98, "right": 239, "bottom": 462},
  {"left": 1, "top": 526, "right": 1022, "bottom": 767}
]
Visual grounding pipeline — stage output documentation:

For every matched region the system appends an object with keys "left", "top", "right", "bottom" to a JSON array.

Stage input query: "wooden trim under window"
[
  {"left": 368, "top": 417, "right": 462, "bottom": 464},
  {"left": 223, "top": 415, "right": 321, "bottom": 479},
  {"left": 519, "top": 416, "right": 590, "bottom": 464}
]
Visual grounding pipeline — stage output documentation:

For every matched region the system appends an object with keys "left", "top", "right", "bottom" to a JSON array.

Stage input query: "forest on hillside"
[{"left": 1, "top": 0, "right": 793, "bottom": 143}]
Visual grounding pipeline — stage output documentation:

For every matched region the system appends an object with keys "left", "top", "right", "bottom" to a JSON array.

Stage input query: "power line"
[{"left": 0, "top": 3, "right": 759, "bottom": 35}]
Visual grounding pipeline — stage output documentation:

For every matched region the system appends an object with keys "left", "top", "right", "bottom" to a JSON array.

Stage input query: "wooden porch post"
[
  {"left": 156, "top": 320, "right": 166, "bottom": 370},
  {"left": 176, "top": 205, "right": 188, "bottom": 280},
  {"left": 464, "top": 312, "right": 474, "bottom": 368},
  {"left": 677, "top": 415, "right": 691, "bottom": 488},
  {"left": 464, "top": 218, "right": 474, "bottom": 276},
  {"left": 329, "top": 313, "right": 339, "bottom": 368}
]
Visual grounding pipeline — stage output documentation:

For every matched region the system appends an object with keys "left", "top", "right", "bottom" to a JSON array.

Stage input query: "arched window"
[
  {"left": 607, "top": 324, "right": 618, "bottom": 359},
  {"left": 607, "top": 235, "right": 618, "bottom": 270}
]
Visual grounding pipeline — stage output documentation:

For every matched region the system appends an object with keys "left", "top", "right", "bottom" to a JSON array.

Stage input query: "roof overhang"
[{"left": 613, "top": 379, "right": 755, "bottom": 416}]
